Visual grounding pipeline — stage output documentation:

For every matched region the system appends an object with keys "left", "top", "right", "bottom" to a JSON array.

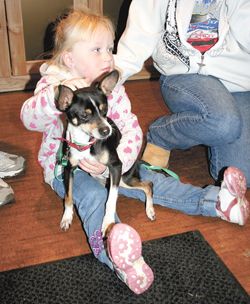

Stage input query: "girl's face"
[{"left": 65, "top": 26, "right": 114, "bottom": 83}]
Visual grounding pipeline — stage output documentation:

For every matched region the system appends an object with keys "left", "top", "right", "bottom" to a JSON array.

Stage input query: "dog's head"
[{"left": 56, "top": 70, "right": 119, "bottom": 140}]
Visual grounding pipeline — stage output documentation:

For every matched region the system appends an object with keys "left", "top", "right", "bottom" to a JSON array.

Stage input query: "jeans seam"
[
  {"left": 162, "top": 81, "right": 212, "bottom": 124},
  {"left": 154, "top": 194, "right": 199, "bottom": 209},
  {"left": 209, "top": 146, "right": 220, "bottom": 180},
  {"left": 165, "top": 82, "right": 210, "bottom": 113},
  {"left": 149, "top": 108, "right": 208, "bottom": 131}
]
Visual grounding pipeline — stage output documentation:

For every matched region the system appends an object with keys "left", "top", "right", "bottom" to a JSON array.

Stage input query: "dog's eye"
[
  {"left": 79, "top": 109, "right": 92, "bottom": 121},
  {"left": 99, "top": 104, "right": 108, "bottom": 113},
  {"left": 99, "top": 104, "right": 107, "bottom": 115}
]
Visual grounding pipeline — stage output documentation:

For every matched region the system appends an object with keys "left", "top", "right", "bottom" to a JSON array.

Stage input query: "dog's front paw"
[
  {"left": 60, "top": 206, "right": 73, "bottom": 231},
  {"left": 146, "top": 206, "right": 156, "bottom": 221}
]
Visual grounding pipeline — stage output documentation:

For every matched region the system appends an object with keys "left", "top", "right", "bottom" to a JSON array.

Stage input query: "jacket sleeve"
[
  {"left": 228, "top": 0, "right": 250, "bottom": 52},
  {"left": 108, "top": 86, "right": 143, "bottom": 173},
  {"left": 20, "top": 76, "right": 62, "bottom": 132},
  {"left": 114, "top": 0, "right": 164, "bottom": 83}
]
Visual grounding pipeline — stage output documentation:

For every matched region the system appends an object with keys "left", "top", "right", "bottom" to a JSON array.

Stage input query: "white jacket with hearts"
[
  {"left": 20, "top": 63, "right": 143, "bottom": 187},
  {"left": 115, "top": 0, "right": 250, "bottom": 92}
]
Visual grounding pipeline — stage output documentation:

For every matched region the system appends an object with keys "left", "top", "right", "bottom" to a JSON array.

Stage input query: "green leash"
[
  {"left": 54, "top": 142, "right": 69, "bottom": 182},
  {"left": 54, "top": 141, "right": 82, "bottom": 181},
  {"left": 54, "top": 138, "right": 180, "bottom": 181},
  {"left": 141, "top": 163, "right": 179, "bottom": 180}
]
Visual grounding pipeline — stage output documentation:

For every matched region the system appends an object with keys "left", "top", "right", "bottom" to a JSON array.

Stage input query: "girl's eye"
[
  {"left": 108, "top": 47, "right": 114, "bottom": 53},
  {"left": 93, "top": 48, "right": 101, "bottom": 53}
]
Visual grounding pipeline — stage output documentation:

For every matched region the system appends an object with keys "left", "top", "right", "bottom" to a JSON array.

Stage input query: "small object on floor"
[
  {"left": 107, "top": 223, "right": 154, "bottom": 294},
  {"left": 0, "top": 151, "right": 25, "bottom": 178},
  {"left": 0, "top": 178, "right": 14, "bottom": 207},
  {"left": 216, "top": 166, "right": 249, "bottom": 225}
]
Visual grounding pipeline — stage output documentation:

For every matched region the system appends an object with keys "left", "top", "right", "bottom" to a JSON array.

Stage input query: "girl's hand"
[
  {"left": 62, "top": 78, "right": 91, "bottom": 90},
  {"left": 78, "top": 158, "right": 108, "bottom": 176}
]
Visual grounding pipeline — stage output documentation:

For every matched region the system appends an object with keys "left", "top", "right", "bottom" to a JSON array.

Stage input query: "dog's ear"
[
  {"left": 56, "top": 85, "right": 74, "bottom": 111},
  {"left": 94, "top": 70, "right": 120, "bottom": 96}
]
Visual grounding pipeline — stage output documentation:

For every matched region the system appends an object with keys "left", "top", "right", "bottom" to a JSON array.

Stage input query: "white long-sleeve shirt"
[
  {"left": 115, "top": 0, "right": 250, "bottom": 92},
  {"left": 20, "top": 63, "right": 143, "bottom": 187}
]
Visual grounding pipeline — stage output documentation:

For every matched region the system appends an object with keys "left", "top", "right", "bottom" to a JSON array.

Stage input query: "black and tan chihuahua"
[{"left": 56, "top": 70, "right": 155, "bottom": 236}]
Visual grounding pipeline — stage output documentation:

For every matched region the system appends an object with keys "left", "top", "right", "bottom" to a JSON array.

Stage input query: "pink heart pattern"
[
  {"left": 124, "top": 146, "right": 132, "bottom": 154},
  {"left": 111, "top": 111, "right": 120, "bottom": 120},
  {"left": 49, "top": 163, "right": 55, "bottom": 170},
  {"left": 108, "top": 94, "right": 113, "bottom": 100},
  {"left": 41, "top": 97, "right": 47, "bottom": 107},
  {"left": 49, "top": 143, "right": 56, "bottom": 150},
  {"left": 132, "top": 120, "right": 139, "bottom": 128},
  {"left": 117, "top": 96, "right": 122, "bottom": 104},
  {"left": 29, "top": 122, "right": 37, "bottom": 129},
  {"left": 135, "top": 135, "right": 141, "bottom": 141}
]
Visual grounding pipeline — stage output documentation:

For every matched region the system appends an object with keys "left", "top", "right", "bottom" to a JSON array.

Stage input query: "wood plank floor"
[{"left": 0, "top": 79, "right": 249, "bottom": 294}]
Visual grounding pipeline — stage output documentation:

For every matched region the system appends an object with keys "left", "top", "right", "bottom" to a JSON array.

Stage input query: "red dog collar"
[{"left": 54, "top": 137, "right": 96, "bottom": 151}]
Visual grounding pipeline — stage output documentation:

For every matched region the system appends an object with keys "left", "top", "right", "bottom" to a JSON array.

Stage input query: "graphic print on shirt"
[
  {"left": 162, "top": 0, "right": 190, "bottom": 69},
  {"left": 187, "top": 0, "right": 223, "bottom": 53}
]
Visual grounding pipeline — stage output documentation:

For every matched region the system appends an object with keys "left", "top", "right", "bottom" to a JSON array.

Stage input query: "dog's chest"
[
  {"left": 67, "top": 124, "right": 94, "bottom": 162},
  {"left": 67, "top": 123, "right": 111, "bottom": 167}
]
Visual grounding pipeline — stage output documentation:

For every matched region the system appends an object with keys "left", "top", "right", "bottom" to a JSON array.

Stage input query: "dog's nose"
[{"left": 99, "top": 126, "right": 110, "bottom": 137}]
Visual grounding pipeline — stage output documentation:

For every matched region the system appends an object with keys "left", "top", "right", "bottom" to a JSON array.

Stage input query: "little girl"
[{"left": 20, "top": 9, "right": 249, "bottom": 295}]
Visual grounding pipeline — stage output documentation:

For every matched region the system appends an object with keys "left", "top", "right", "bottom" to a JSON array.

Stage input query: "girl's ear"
[
  {"left": 56, "top": 85, "right": 74, "bottom": 111},
  {"left": 95, "top": 70, "right": 120, "bottom": 96},
  {"left": 62, "top": 51, "right": 74, "bottom": 69}
]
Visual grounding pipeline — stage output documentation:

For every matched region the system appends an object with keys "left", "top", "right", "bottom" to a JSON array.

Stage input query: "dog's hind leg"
[
  {"left": 60, "top": 165, "right": 74, "bottom": 231},
  {"left": 120, "top": 177, "right": 155, "bottom": 221}
]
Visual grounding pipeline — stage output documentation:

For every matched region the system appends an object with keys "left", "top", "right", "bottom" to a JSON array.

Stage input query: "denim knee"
[{"left": 209, "top": 108, "right": 242, "bottom": 144}]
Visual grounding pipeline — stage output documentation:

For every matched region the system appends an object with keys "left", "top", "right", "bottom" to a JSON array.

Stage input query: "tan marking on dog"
[
  {"left": 70, "top": 156, "right": 79, "bottom": 167},
  {"left": 80, "top": 122, "right": 97, "bottom": 134},
  {"left": 96, "top": 150, "right": 109, "bottom": 165},
  {"left": 99, "top": 104, "right": 107, "bottom": 112}
]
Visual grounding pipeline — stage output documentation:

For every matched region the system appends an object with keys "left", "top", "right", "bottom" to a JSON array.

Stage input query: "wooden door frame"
[{"left": 0, "top": 0, "right": 12, "bottom": 77}]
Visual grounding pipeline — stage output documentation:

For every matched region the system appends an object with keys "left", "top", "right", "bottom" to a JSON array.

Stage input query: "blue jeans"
[
  {"left": 147, "top": 74, "right": 250, "bottom": 186},
  {"left": 52, "top": 165, "right": 219, "bottom": 268}
]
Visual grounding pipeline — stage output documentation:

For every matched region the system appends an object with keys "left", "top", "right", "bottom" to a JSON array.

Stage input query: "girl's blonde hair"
[{"left": 49, "top": 9, "right": 115, "bottom": 68}]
